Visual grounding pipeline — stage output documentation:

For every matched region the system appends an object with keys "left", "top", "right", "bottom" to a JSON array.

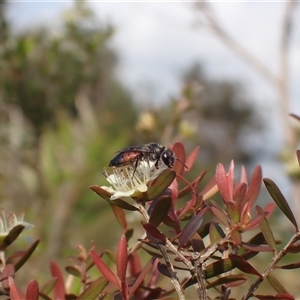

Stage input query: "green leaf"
[
  {"left": 267, "top": 274, "right": 289, "bottom": 294},
  {"left": 256, "top": 206, "right": 278, "bottom": 254},
  {"left": 205, "top": 257, "right": 240, "bottom": 279},
  {"left": 206, "top": 274, "right": 247, "bottom": 289},
  {"left": 263, "top": 178, "right": 298, "bottom": 230},
  {"left": 77, "top": 277, "right": 108, "bottom": 300},
  {"left": 65, "top": 266, "right": 81, "bottom": 277},
  {"left": 209, "top": 222, "right": 225, "bottom": 245},
  {"left": 147, "top": 169, "right": 176, "bottom": 200}
]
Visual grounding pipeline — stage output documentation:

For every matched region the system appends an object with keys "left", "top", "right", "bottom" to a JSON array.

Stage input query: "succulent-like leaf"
[
  {"left": 233, "top": 182, "right": 247, "bottom": 205},
  {"left": 197, "top": 222, "right": 211, "bottom": 239},
  {"left": 233, "top": 255, "right": 262, "bottom": 277},
  {"left": 242, "top": 165, "right": 262, "bottom": 207},
  {"left": 256, "top": 206, "right": 278, "bottom": 254},
  {"left": 157, "top": 262, "right": 172, "bottom": 278},
  {"left": 254, "top": 294, "right": 295, "bottom": 300},
  {"left": 231, "top": 229, "right": 242, "bottom": 245},
  {"left": 183, "top": 146, "right": 199, "bottom": 174},
  {"left": 111, "top": 204, "right": 127, "bottom": 230},
  {"left": 90, "top": 250, "right": 121, "bottom": 290},
  {"left": 129, "top": 257, "right": 157, "bottom": 297},
  {"left": 50, "top": 261, "right": 65, "bottom": 300},
  {"left": 142, "top": 222, "right": 166, "bottom": 244},
  {"left": 285, "top": 243, "right": 300, "bottom": 254},
  {"left": 25, "top": 280, "right": 39, "bottom": 300},
  {"left": 241, "top": 242, "right": 272, "bottom": 253},
  {"left": 128, "top": 252, "right": 142, "bottom": 278},
  {"left": 276, "top": 262, "right": 300, "bottom": 269},
  {"left": 172, "top": 142, "right": 186, "bottom": 175},
  {"left": 9, "top": 277, "right": 25, "bottom": 300},
  {"left": 1, "top": 264, "right": 15, "bottom": 289},
  {"left": 178, "top": 213, "right": 203, "bottom": 249},
  {"left": 116, "top": 235, "right": 128, "bottom": 283},
  {"left": 65, "top": 266, "right": 81, "bottom": 277},
  {"left": 215, "top": 163, "right": 232, "bottom": 203},
  {"left": 205, "top": 257, "right": 240, "bottom": 279},
  {"left": 267, "top": 274, "right": 289, "bottom": 294},
  {"left": 111, "top": 199, "right": 139, "bottom": 211},
  {"left": 209, "top": 222, "right": 225, "bottom": 245},
  {"left": 89, "top": 185, "right": 111, "bottom": 200},
  {"left": 210, "top": 205, "right": 229, "bottom": 227},
  {"left": 206, "top": 274, "right": 247, "bottom": 289},
  {"left": 190, "top": 232, "right": 205, "bottom": 252},
  {"left": 77, "top": 277, "right": 108, "bottom": 300},
  {"left": 1, "top": 225, "right": 25, "bottom": 250},
  {"left": 163, "top": 214, "right": 181, "bottom": 231},
  {"left": 264, "top": 178, "right": 298, "bottom": 230},
  {"left": 226, "top": 201, "right": 240, "bottom": 224},
  {"left": 149, "top": 197, "right": 172, "bottom": 227},
  {"left": 147, "top": 169, "right": 176, "bottom": 200},
  {"left": 14, "top": 239, "right": 40, "bottom": 272},
  {"left": 178, "top": 171, "right": 206, "bottom": 198}
]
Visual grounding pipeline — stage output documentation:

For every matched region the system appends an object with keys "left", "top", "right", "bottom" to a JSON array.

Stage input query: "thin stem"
[
  {"left": 242, "top": 231, "right": 300, "bottom": 299},
  {"left": 136, "top": 200, "right": 186, "bottom": 300}
]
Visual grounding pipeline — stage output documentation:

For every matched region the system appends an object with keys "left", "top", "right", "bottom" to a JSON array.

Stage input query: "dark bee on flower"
[{"left": 109, "top": 142, "right": 186, "bottom": 172}]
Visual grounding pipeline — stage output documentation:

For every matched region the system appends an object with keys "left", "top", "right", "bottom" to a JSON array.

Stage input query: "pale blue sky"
[{"left": 5, "top": 1, "right": 300, "bottom": 190}]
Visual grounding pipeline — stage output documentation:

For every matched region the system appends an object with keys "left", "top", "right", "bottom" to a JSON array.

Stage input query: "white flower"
[
  {"left": 0, "top": 209, "right": 34, "bottom": 247},
  {"left": 102, "top": 160, "right": 167, "bottom": 200}
]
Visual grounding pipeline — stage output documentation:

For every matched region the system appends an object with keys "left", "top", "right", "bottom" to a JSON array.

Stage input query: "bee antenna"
[{"left": 176, "top": 157, "right": 188, "bottom": 169}]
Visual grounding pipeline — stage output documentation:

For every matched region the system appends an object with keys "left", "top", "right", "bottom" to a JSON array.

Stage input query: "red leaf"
[
  {"left": 172, "top": 142, "right": 186, "bottom": 175},
  {"left": 50, "top": 261, "right": 65, "bottom": 300},
  {"left": 240, "top": 165, "right": 248, "bottom": 183},
  {"left": 1, "top": 264, "right": 15, "bottom": 289},
  {"left": 178, "top": 171, "right": 206, "bottom": 198},
  {"left": 178, "top": 213, "right": 203, "bottom": 249},
  {"left": 128, "top": 252, "right": 142, "bottom": 278},
  {"left": 241, "top": 242, "right": 273, "bottom": 253},
  {"left": 25, "top": 280, "right": 39, "bottom": 300},
  {"left": 142, "top": 222, "right": 166, "bottom": 244},
  {"left": 216, "top": 163, "right": 232, "bottom": 203},
  {"left": 116, "top": 235, "right": 128, "bottom": 283},
  {"left": 233, "top": 182, "right": 247, "bottom": 205},
  {"left": 183, "top": 146, "right": 199, "bottom": 174},
  {"left": 210, "top": 203, "right": 230, "bottom": 227},
  {"left": 128, "top": 257, "right": 157, "bottom": 297},
  {"left": 8, "top": 277, "right": 25, "bottom": 300},
  {"left": 242, "top": 165, "right": 262, "bottom": 208},
  {"left": 230, "top": 255, "right": 262, "bottom": 277},
  {"left": 90, "top": 250, "right": 121, "bottom": 290},
  {"left": 111, "top": 205, "right": 127, "bottom": 231},
  {"left": 255, "top": 294, "right": 295, "bottom": 300}
]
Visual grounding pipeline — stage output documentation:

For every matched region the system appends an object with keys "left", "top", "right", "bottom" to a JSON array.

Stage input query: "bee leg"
[
  {"left": 132, "top": 158, "right": 139, "bottom": 177},
  {"left": 155, "top": 159, "right": 159, "bottom": 169}
]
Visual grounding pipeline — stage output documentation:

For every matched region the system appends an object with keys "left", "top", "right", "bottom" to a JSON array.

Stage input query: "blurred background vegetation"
[{"left": 0, "top": 0, "right": 299, "bottom": 293}]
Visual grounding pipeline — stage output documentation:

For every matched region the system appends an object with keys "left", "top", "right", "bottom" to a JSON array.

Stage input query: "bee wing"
[{"left": 115, "top": 145, "right": 152, "bottom": 154}]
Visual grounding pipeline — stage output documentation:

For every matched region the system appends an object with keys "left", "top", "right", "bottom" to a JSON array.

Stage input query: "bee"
[{"left": 109, "top": 142, "right": 185, "bottom": 172}]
